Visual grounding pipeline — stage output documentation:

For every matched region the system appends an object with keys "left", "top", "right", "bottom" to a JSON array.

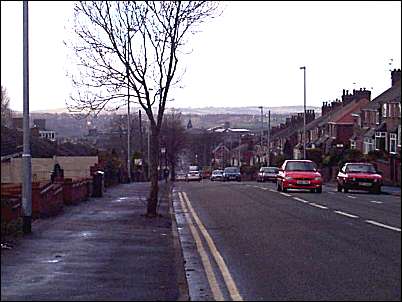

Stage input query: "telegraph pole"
[
  {"left": 300, "top": 66, "right": 307, "bottom": 159},
  {"left": 267, "top": 110, "right": 271, "bottom": 166},
  {"left": 22, "top": 0, "right": 32, "bottom": 234},
  {"left": 126, "top": 23, "right": 131, "bottom": 183},
  {"left": 258, "top": 106, "right": 263, "bottom": 164}
]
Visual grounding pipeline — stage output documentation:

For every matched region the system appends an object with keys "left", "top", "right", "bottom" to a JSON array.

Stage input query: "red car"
[
  {"left": 336, "top": 163, "right": 382, "bottom": 194},
  {"left": 277, "top": 160, "right": 322, "bottom": 193}
]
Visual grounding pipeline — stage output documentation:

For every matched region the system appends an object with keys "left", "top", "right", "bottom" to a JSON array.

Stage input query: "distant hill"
[
  {"left": 175, "top": 106, "right": 321, "bottom": 115},
  {"left": 27, "top": 105, "right": 321, "bottom": 116}
]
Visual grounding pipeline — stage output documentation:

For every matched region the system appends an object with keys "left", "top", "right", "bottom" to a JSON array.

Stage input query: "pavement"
[
  {"left": 324, "top": 181, "right": 401, "bottom": 196},
  {"left": 1, "top": 182, "right": 189, "bottom": 301}
]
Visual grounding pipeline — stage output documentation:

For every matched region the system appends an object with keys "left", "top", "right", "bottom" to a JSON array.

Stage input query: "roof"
[
  {"left": 363, "top": 82, "right": 401, "bottom": 111},
  {"left": 327, "top": 98, "right": 370, "bottom": 124},
  {"left": 306, "top": 105, "right": 344, "bottom": 130}
]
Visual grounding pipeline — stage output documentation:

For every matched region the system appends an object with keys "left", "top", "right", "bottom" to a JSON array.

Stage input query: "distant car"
[
  {"left": 277, "top": 160, "right": 322, "bottom": 193},
  {"left": 210, "top": 170, "right": 224, "bottom": 181},
  {"left": 223, "top": 167, "right": 241, "bottom": 182},
  {"left": 202, "top": 169, "right": 212, "bottom": 179},
  {"left": 336, "top": 162, "right": 382, "bottom": 194},
  {"left": 257, "top": 167, "right": 279, "bottom": 182},
  {"left": 175, "top": 172, "right": 187, "bottom": 181},
  {"left": 187, "top": 167, "right": 202, "bottom": 182}
]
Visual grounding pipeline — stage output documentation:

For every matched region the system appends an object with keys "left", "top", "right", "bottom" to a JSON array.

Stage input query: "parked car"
[
  {"left": 223, "top": 167, "right": 241, "bottom": 182},
  {"left": 336, "top": 162, "right": 382, "bottom": 194},
  {"left": 187, "top": 166, "right": 202, "bottom": 182},
  {"left": 175, "top": 171, "right": 187, "bottom": 181},
  {"left": 202, "top": 169, "right": 212, "bottom": 179},
  {"left": 277, "top": 160, "right": 322, "bottom": 193},
  {"left": 257, "top": 167, "right": 279, "bottom": 182},
  {"left": 210, "top": 169, "right": 224, "bottom": 181}
]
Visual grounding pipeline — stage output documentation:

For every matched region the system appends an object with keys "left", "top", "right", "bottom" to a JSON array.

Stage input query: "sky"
[{"left": 1, "top": 1, "right": 401, "bottom": 112}]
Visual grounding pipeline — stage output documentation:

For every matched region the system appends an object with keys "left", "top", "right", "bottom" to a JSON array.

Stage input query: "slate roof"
[{"left": 363, "top": 81, "right": 401, "bottom": 111}]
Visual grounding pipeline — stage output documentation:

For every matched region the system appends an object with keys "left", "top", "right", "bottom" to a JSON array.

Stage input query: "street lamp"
[
  {"left": 126, "top": 26, "right": 135, "bottom": 183},
  {"left": 258, "top": 106, "right": 264, "bottom": 164},
  {"left": 22, "top": 0, "right": 32, "bottom": 234},
  {"left": 300, "top": 66, "right": 306, "bottom": 160}
]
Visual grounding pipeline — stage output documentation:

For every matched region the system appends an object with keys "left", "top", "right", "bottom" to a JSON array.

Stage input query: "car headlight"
[
  {"left": 285, "top": 176, "right": 293, "bottom": 180},
  {"left": 314, "top": 177, "right": 322, "bottom": 181}
]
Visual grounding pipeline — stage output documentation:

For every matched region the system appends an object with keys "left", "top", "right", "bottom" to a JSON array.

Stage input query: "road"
[{"left": 173, "top": 180, "right": 401, "bottom": 301}]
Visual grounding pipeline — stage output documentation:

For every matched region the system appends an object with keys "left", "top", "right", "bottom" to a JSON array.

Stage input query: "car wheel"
[
  {"left": 316, "top": 187, "right": 322, "bottom": 193},
  {"left": 337, "top": 184, "right": 342, "bottom": 192},
  {"left": 370, "top": 186, "right": 381, "bottom": 194},
  {"left": 282, "top": 183, "right": 287, "bottom": 192},
  {"left": 344, "top": 188, "right": 349, "bottom": 193},
  {"left": 310, "top": 189, "right": 316, "bottom": 193},
  {"left": 277, "top": 181, "right": 282, "bottom": 192}
]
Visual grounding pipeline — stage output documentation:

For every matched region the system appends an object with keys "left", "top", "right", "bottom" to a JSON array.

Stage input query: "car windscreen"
[
  {"left": 345, "top": 164, "right": 376, "bottom": 173},
  {"left": 261, "top": 167, "right": 279, "bottom": 173},
  {"left": 212, "top": 170, "right": 223, "bottom": 175},
  {"left": 224, "top": 168, "right": 239, "bottom": 173},
  {"left": 285, "top": 161, "right": 316, "bottom": 171}
]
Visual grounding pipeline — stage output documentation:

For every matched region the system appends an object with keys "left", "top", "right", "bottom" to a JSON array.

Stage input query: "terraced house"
[{"left": 350, "top": 69, "right": 401, "bottom": 185}]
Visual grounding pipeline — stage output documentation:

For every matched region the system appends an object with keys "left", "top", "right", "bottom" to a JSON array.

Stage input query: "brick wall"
[{"left": 1, "top": 156, "right": 98, "bottom": 183}]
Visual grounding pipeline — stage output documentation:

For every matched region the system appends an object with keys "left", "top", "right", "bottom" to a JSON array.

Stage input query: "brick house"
[
  {"left": 270, "top": 110, "right": 315, "bottom": 160},
  {"left": 294, "top": 88, "right": 371, "bottom": 156},
  {"left": 350, "top": 69, "right": 401, "bottom": 185}
]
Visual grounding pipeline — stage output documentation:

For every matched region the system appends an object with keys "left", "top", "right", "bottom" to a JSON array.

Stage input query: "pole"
[
  {"left": 126, "top": 27, "right": 131, "bottom": 183},
  {"left": 147, "top": 122, "right": 150, "bottom": 180},
  {"left": 258, "top": 106, "right": 263, "bottom": 164},
  {"left": 238, "top": 135, "right": 241, "bottom": 167},
  {"left": 22, "top": 0, "right": 32, "bottom": 234},
  {"left": 300, "top": 66, "right": 306, "bottom": 159},
  {"left": 267, "top": 110, "right": 271, "bottom": 166}
]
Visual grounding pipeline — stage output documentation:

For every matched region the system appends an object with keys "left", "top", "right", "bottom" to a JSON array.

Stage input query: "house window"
[
  {"left": 375, "top": 111, "right": 380, "bottom": 125},
  {"left": 382, "top": 103, "right": 387, "bottom": 118},
  {"left": 363, "top": 138, "right": 374, "bottom": 154},
  {"left": 390, "top": 133, "right": 397, "bottom": 154},
  {"left": 375, "top": 132, "right": 386, "bottom": 151},
  {"left": 350, "top": 140, "right": 356, "bottom": 150}
]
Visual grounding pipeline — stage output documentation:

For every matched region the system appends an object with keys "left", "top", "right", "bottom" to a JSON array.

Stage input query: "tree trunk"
[
  {"left": 170, "top": 160, "right": 176, "bottom": 181},
  {"left": 147, "top": 126, "right": 160, "bottom": 217}
]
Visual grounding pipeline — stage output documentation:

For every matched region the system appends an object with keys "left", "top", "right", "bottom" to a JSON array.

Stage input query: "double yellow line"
[{"left": 178, "top": 191, "right": 243, "bottom": 301}]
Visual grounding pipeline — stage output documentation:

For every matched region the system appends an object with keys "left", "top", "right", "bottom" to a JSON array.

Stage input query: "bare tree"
[
  {"left": 65, "top": 1, "right": 220, "bottom": 216},
  {"left": 160, "top": 109, "right": 187, "bottom": 180},
  {"left": 1, "top": 85, "right": 13, "bottom": 128}
]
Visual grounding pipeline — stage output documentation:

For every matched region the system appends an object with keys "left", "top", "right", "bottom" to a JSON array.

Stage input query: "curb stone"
[{"left": 168, "top": 182, "right": 190, "bottom": 301}]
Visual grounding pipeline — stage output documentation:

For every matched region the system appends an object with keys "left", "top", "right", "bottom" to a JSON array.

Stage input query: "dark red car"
[
  {"left": 336, "top": 163, "right": 382, "bottom": 194},
  {"left": 277, "top": 160, "right": 323, "bottom": 193}
]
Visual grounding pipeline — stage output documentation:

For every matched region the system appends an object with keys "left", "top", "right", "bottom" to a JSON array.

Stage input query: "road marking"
[
  {"left": 280, "top": 192, "right": 292, "bottom": 197},
  {"left": 269, "top": 189, "right": 277, "bottom": 192},
  {"left": 327, "top": 192, "right": 335, "bottom": 194},
  {"left": 293, "top": 197, "right": 309, "bottom": 203},
  {"left": 182, "top": 192, "right": 243, "bottom": 301},
  {"left": 365, "top": 220, "right": 401, "bottom": 232},
  {"left": 260, "top": 187, "right": 268, "bottom": 190},
  {"left": 178, "top": 192, "right": 225, "bottom": 301},
  {"left": 369, "top": 200, "right": 383, "bottom": 204},
  {"left": 334, "top": 210, "right": 359, "bottom": 219},
  {"left": 308, "top": 203, "right": 328, "bottom": 209},
  {"left": 347, "top": 195, "right": 357, "bottom": 199},
  {"left": 253, "top": 185, "right": 261, "bottom": 189}
]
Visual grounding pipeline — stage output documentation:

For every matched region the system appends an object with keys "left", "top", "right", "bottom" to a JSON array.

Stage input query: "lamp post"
[
  {"left": 22, "top": 0, "right": 32, "bottom": 234},
  {"left": 267, "top": 110, "right": 271, "bottom": 166},
  {"left": 258, "top": 106, "right": 264, "bottom": 164},
  {"left": 300, "top": 66, "right": 306, "bottom": 159},
  {"left": 126, "top": 24, "right": 135, "bottom": 183}
]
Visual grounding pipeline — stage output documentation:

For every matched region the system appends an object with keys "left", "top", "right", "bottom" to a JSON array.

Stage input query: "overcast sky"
[{"left": 1, "top": 1, "right": 401, "bottom": 112}]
